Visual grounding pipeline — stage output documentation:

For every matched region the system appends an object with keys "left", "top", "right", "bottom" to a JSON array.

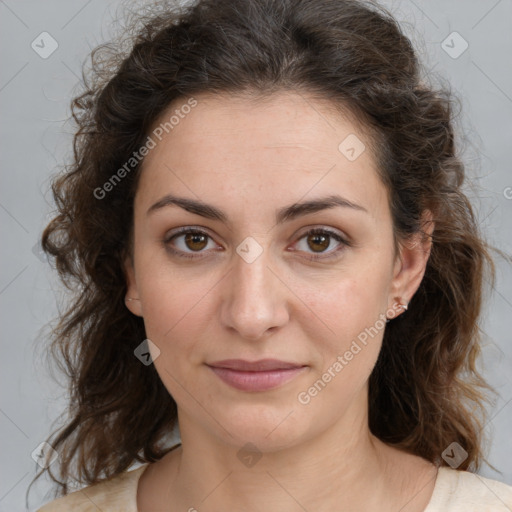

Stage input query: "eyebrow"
[{"left": 146, "top": 193, "right": 368, "bottom": 224}]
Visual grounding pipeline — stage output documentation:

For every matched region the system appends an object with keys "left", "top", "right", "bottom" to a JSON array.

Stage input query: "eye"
[
  {"left": 292, "top": 227, "right": 350, "bottom": 261},
  {"left": 163, "top": 227, "right": 219, "bottom": 259},
  {"left": 163, "top": 226, "right": 350, "bottom": 261}
]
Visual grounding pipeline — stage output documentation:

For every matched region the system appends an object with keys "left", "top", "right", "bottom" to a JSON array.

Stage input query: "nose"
[{"left": 220, "top": 244, "right": 290, "bottom": 341}]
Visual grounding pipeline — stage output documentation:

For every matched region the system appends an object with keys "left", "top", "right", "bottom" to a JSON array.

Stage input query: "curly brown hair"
[{"left": 28, "top": 0, "right": 507, "bottom": 505}]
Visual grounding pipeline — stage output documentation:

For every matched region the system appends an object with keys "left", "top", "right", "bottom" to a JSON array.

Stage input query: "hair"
[{"left": 28, "top": 0, "right": 509, "bottom": 505}]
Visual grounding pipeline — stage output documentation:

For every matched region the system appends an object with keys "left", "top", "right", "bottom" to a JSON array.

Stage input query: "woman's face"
[{"left": 125, "top": 91, "right": 430, "bottom": 451}]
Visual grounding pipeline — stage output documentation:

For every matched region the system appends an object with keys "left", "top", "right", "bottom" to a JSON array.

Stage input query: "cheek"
[
  {"left": 296, "top": 277, "right": 386, "bottom": 416},
  {"left": 297, "top": 268, "right": 389, "bottom": 396},
  {"left": 136, "top": 255, "right": 207, "bottom": 338},
  {"left": 304, "top": 272, "right": 388, "bottom": 340},
  {"left": 137, "top": 269, "right": 206, "bottom": 398}
]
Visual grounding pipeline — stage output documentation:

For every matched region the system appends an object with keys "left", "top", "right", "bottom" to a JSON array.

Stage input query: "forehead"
[
  {"left": 145, "top": 90, "right": 377, "bottom": 160},
  {"left": 136, "top": 91, "right": 389, "bottom": 223}
]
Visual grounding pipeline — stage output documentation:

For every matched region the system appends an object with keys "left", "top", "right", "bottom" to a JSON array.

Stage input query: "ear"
[
  {"left": 388, "top": 209, "right": 435, "bottom": 309},
  {"left": 123, "top": 254, "right": 143, "bottom": 317}
]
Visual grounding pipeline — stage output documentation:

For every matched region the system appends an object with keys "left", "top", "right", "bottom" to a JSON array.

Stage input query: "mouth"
[{"left": 206, "top": 359, "right": 308, "bottom": 392}]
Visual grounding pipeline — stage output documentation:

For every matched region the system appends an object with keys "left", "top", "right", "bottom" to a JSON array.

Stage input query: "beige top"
[{"left": 37, "top": 464, "right": 512, "bottom": 511}]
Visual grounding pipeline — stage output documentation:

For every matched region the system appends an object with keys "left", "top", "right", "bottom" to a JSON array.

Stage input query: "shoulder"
[
  {"left": 36, "top": 464, "right": 149, "bottom": 512},
  {"left": 425, "top": 467, "right": 512, "bottom": 511}
]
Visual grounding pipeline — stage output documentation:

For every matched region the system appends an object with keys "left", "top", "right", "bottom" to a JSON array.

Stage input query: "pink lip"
[{"left": 207, "top": 359, "right": 307, "bottom": 392}]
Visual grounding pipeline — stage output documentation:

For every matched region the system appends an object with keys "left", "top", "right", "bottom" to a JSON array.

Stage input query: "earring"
[
  {"left": 385, "top": 299, "right": 409, "bottom": 322},
  {"left": 126, "top": 297, "right": 140, "bottom": 302}
]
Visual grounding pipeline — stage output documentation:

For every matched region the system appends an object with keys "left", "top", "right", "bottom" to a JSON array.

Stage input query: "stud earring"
[
  {"left": 385, "top": 299, "right": 409, "bottom": 322},
  {"left": 126, "top": 297, "right": 140, "bottom": 302}
]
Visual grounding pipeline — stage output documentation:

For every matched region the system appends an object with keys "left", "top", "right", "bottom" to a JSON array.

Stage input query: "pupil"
[
  {"left": 185, "top": 233, "right": 207, "bottom": 251},
  {"left": 309, "top": 233, "right": 329, "bottom": 252},
  {"left": 183, "top": 233, "right": 330, "bottom": 253}
]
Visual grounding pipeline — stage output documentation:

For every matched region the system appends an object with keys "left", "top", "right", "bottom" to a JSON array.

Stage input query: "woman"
[{"left": 31, "top": 0, "right": 512, "bottom": 510}]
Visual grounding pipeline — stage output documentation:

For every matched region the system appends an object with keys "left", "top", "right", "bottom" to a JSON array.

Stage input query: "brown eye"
[
  {"left": 184, "top": 232, "right": 208, "bottom": 251},
  {"left": 164, "top": 228, "right": 218, "bottom": 260},
  {"left": 294, "top": 228, "right": 350, "bottom": 261},
  {"left": 306, "top": 232, "right": 330, "bottom": 253}
]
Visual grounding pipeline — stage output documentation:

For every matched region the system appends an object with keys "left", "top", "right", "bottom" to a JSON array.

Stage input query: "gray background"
[{"left": 0, "top": 0, "right": 511, "bottom": 510}]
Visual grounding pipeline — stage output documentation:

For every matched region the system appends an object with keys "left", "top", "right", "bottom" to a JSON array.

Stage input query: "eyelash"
[{"left": 163, "top": 226, "right": 350, "bottom": 261}]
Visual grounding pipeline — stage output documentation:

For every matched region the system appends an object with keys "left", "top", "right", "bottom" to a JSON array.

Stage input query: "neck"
[{"left": 162, "top": 392, "right": 414, "bottom": 512}]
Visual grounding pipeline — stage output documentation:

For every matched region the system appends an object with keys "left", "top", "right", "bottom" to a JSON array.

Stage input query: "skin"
[{"left": 124, "top": 91, "right": 437, "bottom": 512}]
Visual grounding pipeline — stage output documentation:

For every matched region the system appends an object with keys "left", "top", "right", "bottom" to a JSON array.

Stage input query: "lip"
[
  {"left": 208, "top": 359, "right": 304, "bottom": 371},
  {"left": 206, "top": 359, "right": 308, "bottom": 392}
]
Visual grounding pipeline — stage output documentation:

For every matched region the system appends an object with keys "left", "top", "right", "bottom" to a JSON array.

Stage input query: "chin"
[{"left": 214, "top": 403, "right": 309, "bottom": 451}]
